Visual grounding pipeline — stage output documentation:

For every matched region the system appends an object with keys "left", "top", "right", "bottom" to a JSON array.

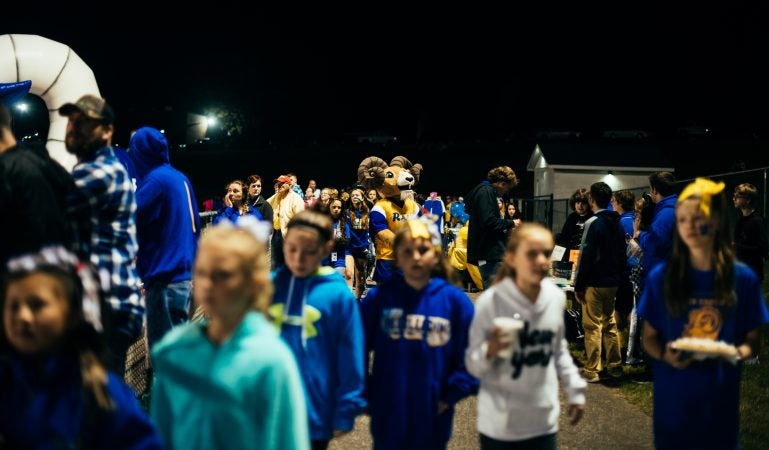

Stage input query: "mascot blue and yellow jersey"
[{"left": 369, "top": 198, "right": 420, "bottom": 261}]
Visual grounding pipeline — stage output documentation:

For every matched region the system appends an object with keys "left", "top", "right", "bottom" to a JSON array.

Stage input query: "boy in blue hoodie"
[
  {"left": 129, "top": 126, "right": 201, "bottom": 348},
  {"left": 270, "top": 210, "right": 366, "bottom": 449}
]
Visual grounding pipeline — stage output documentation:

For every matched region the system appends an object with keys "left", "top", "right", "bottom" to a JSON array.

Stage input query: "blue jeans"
[
  {"left": 146, "top": 280, "right": 193, "bottom": 349},
  {"left": 479, "top": 260, "right": 502, "bottom": 289}
]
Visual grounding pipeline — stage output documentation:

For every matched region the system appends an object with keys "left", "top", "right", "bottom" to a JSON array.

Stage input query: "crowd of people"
[{"left": 1, "top": 87, "right": 768, "bottom": 450}]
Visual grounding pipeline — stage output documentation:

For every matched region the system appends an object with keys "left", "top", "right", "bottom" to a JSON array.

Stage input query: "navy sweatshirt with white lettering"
[{"left": 360, "top": 276, "right": 478, "bottom": 450}]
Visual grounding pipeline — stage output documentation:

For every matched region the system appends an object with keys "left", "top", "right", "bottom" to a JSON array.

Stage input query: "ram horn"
[
  {"left": 389, "top": 156, "right": 413, "bottom": 169},
  {"left": 357, "top": 156, "right": 389, "bottom": 188},
  {"left": 409, "top": 163, "right": 423, "bottom": 184}
]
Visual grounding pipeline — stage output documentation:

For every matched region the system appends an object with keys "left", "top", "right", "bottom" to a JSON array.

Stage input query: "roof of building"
[{"left": 528, "top": 142, "right": 674, "bottom": 172}]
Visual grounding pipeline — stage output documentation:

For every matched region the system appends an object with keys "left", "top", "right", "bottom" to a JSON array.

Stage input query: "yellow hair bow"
[
  {"left": 404, "top": 217, "right": 442, "bottom": 251},
  {"left": 677, "top": 177, "right": 725, "bottom": 218}
]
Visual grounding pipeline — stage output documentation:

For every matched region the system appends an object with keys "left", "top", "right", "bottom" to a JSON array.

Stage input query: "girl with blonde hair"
[{"left": 151, "top": 220, "right": 309, "bottom": 449}]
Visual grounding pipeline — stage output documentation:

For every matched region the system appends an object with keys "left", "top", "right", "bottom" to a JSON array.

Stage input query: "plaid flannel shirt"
[{"left": 67, "top": 146, "right": 143, "bottom": 335}]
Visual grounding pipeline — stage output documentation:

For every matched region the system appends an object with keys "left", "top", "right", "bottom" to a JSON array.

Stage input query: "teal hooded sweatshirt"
[{"left": 151, "top": 311, "right": 310, "bottom": 450}]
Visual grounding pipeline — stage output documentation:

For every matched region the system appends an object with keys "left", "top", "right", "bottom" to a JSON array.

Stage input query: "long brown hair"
[
  {"left": 225, "top": 180, "right": 251, "bottom": 216},
  {"left": 348, "top": 189, "right": 370, "bottom": 229},
  {"left": 1, "top": 264, "right": 113, "bottom": 411},
  {"left": 664, "top": 189, "right": 735, "bottom": 317}
]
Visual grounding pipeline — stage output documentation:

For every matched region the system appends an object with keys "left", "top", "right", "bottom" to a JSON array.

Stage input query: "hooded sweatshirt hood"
[
  {"left": 130, "top": 126, "right": 169, "bottom": 179},
  {"left": 271, "top": 266, "right": 340, "bottom": 349}
]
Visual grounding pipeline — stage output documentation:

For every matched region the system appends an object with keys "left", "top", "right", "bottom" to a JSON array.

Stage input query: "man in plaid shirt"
[{"left": 60, "top": 95, "right": 143, "bottom": 376}]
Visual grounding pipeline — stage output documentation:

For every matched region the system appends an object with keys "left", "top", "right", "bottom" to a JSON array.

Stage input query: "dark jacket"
[
  {"left": 735, "top": 210, "right": 768, "bottom": 281},
  {"left": 465, "top": 181, "right": 514, "bottom": 264},
  {"left": 556, "top": 211, "right": 594, "bottom": 261},
  {"left": 0, "top": 143, "right": 75, "bottom": 266},
  {"left": 251, "top": 194, "right": 274, "bottom": 224},
  {"left": 574, "top": 209, "right": 626, "bottom": 291}
]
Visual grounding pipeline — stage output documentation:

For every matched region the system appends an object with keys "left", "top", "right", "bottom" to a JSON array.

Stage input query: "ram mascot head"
[{"left": 357, "top": 156, "right": 423, "bottom": 202}]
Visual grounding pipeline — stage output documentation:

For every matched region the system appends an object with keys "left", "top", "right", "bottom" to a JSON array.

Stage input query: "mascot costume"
[{"left": 358, "top": 156, "right": 423, "bottom": 282}]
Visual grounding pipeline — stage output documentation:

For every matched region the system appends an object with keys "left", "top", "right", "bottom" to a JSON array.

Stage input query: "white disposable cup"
[{"left": 493, "top": 316, "right": 524, "bottom": 359}]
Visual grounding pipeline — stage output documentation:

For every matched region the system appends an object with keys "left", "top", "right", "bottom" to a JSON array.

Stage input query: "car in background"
[
  {"left": 348, "top": 132, "right": 398, "bottom": 145},
  {"left": 536, "top": 130, "right": 582, "bottom": 140},
  {"left": 677, "top": 125, "right": 711, "bottom": 137},
  {"left": 602, "top": 130, "right": 650, "bottom": 139}
]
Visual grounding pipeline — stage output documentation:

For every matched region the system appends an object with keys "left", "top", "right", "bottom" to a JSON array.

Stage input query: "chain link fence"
[{"left": 521, "top": 167, "right": 769, "bottom": 235}]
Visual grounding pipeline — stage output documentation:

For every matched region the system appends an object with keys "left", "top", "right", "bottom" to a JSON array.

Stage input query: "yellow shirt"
[{"left": 369, "top": 198, "right": 419, "bottom": 261}]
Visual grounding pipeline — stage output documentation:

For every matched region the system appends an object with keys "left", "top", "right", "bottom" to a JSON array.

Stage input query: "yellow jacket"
[{"left": 447, "top": 223, "right": 483, "bottom": 290}]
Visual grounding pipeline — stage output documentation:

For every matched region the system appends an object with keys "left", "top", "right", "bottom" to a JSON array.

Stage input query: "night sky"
[{"left": 3, "top": 5, "right": 769, "bottom": 197}]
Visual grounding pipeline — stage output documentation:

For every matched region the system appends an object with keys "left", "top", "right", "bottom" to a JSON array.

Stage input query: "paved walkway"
[
  {"left": 331, "top": 292, "right": 654, "bottom": 450},
  {"left": 330, "top": 382, "right": 653, "bottom": 450}
]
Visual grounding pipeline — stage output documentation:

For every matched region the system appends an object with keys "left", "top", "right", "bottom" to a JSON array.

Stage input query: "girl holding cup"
[{"left": 466, "top": 223, "right": 586, "bottom": 449}]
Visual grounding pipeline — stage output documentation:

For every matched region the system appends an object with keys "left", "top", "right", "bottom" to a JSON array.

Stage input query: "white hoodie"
[{"left": 465, "top": 277, "right": 586, "bottom": 441}]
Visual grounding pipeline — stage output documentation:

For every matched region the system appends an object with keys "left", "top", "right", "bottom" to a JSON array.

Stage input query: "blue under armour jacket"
[
  {"left": 130, "top": 127, "right": 201, "bottom": 283},
  {"left": 270, "top": 266, "right": 367, "bottom": 440}
]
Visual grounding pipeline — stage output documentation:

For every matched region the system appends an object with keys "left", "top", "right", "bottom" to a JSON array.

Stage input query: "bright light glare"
[
  {"left": 160, "top": 129, "right": 165, "bottom": 134},
  {"left": 16, "top": 103, "right": 28, "bottom": 112},
  {"left": 602, "top": 173, "right": 619, "bottom": 190},
  {"left": 206, "top": 117, "right": 217, "bottom": 126}
]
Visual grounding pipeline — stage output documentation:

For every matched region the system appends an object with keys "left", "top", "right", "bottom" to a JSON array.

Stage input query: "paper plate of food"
[{"left": 670, "top": 337, "right": 739, "bottom": 364}]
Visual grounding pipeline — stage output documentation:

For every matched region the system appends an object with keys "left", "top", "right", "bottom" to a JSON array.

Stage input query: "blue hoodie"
[
  {"left": 270, "top": 266, "right": 367, "bottom": 440},
  {"left": 360, "top": 276, "right": 478, "bottom": 450},
  {"left": 638, "top": 194, "right": 677, "bottom": 278},
  {"left": 0, "top": 351, "right": 163, "bottom": 449},
  {"left": 130, "top": 127, "right": 201, "bottom": 283}
]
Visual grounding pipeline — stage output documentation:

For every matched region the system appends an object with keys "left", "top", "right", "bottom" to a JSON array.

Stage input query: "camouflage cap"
[{"left": 58, "top": 94, "right": 114, "bottom": 125}]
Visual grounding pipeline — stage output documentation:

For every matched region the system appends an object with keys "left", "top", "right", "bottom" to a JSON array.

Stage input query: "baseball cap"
[
  {"left": 58, "top": 94, "right": 115, "bottom": 125},
  {"left": 274, "top": 175, "right": 292, "bottom": 184}
]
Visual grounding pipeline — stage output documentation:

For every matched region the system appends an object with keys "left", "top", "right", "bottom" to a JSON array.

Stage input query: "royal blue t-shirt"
[{"left": 637, "top": 263, "right": 769, "bottom": 449}]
